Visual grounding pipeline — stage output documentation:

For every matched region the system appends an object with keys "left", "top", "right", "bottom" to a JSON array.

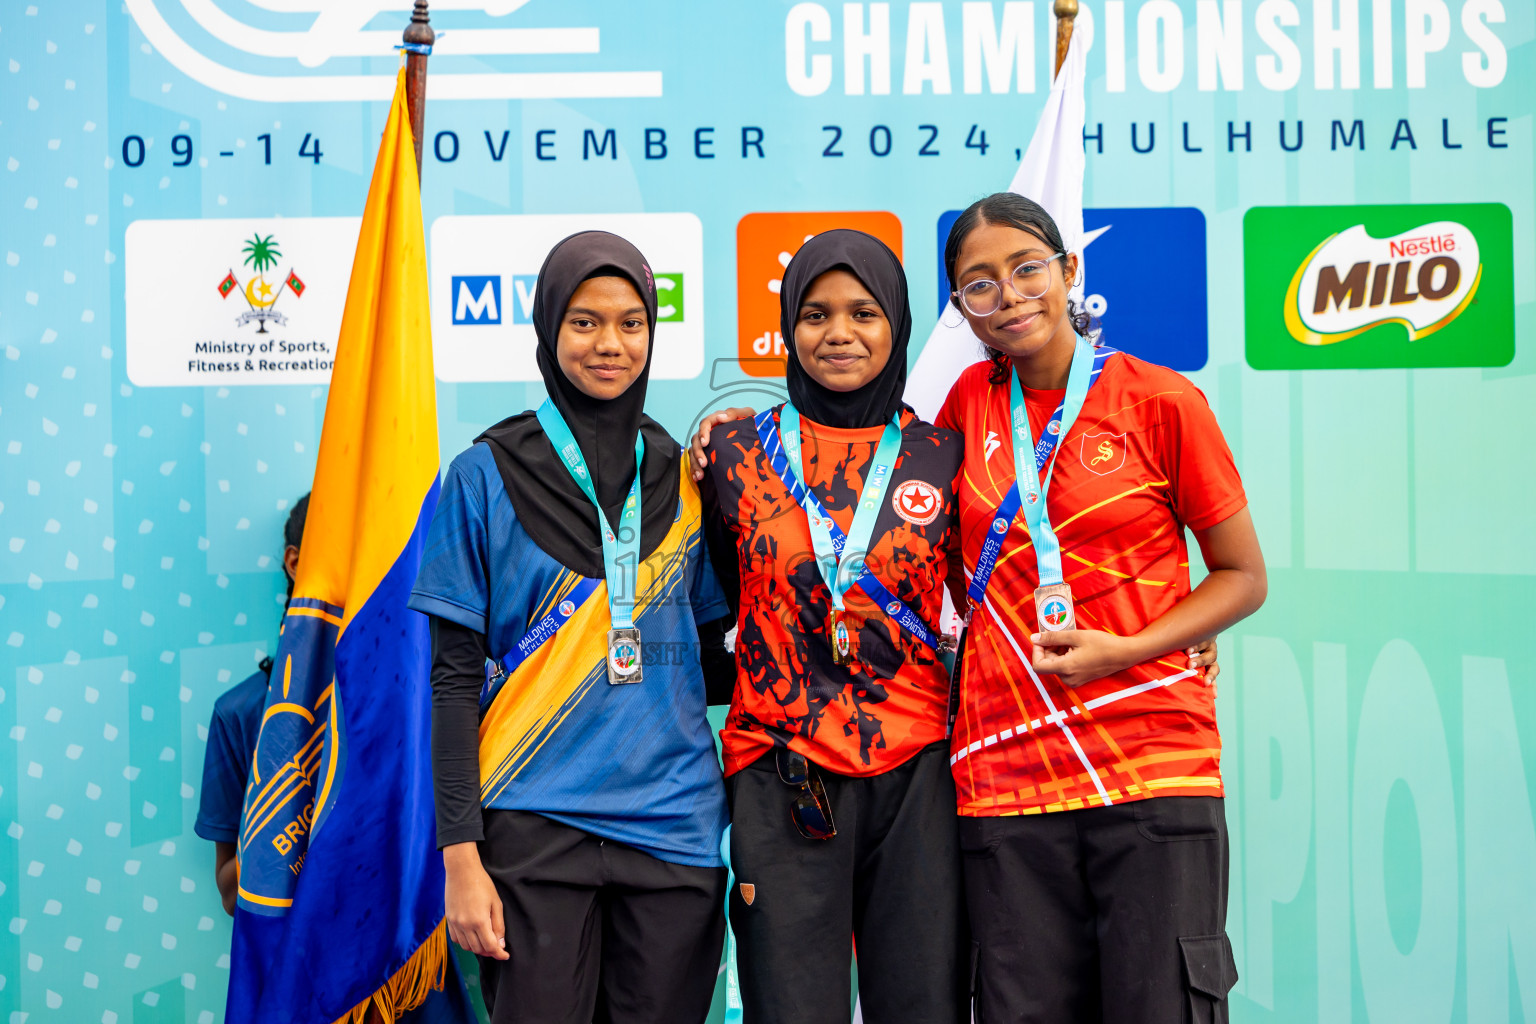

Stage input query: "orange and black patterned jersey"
[
  {"left": 937, "top": 354, "right": 1247, "bottom": 816},
  {"left": 701, "top": 407, "right": 963, "bottom": 778}
]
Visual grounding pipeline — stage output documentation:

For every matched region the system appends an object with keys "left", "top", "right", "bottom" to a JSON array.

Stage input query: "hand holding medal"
[{"left": 966, "top": 337, "right": 1110, "bottom": 649}]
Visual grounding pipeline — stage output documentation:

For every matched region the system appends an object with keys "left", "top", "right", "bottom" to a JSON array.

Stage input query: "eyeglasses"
[
  {"left": 776, "top": 747, "right": 836, "bottom": 840},
  {"left": 953, "top": 253, "right": 1067, "bottom": 317}
]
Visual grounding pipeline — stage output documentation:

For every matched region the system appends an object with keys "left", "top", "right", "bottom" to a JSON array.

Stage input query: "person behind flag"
[
  {"left": 196, "top": 493, "right": 308, "bottom": 916},
  {"left": 935, "top": 192, "right": 1267, "bottom": 1022},
  {"left": 690, "top": 230, "right": 969, "bottom": 1024},
  {"left": 409, "top": 230, "right": 735, "bottom": 1024}
]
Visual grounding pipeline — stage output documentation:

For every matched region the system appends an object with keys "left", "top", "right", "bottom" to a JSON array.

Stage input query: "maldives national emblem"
[{"left": 217, "top": 232, "right": 306, "bottom": 334}]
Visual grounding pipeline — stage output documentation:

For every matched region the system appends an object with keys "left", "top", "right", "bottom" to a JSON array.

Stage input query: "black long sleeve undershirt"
[
  {"left": 429, "top": 610, "right": 738, "bottom": 849},
  {"left": 429, "top": 616, "right": 491, "bottom": 848}
]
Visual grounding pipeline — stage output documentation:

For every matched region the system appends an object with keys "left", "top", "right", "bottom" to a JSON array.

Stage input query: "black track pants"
[
  {"left": 961, "top": 795, "right": 1238, "bottom": 1024},
  {"left": 726, "top": 742, "right": 969, "bottom": 1024},
  {"left": 475, "top": 809, "right": 727, "bottom": 1024}
]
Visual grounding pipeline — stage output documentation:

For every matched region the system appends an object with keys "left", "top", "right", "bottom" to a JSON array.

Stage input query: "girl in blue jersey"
[{"left": 409, "top": 231, "right": 735, "bottom": 1024}]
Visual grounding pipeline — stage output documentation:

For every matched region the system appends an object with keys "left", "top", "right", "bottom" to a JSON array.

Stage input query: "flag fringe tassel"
[{"left": 330, "top": 918, "right": 450, "bottom": 1024}]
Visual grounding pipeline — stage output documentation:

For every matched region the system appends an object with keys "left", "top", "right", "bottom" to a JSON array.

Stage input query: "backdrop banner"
[{"left": 0, "top": 3, "right": 1530, "bottom": 1023}]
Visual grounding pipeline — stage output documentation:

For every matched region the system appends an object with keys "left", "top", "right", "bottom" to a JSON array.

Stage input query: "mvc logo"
[
  {"left": 124, "top": 1, "right": 662, "bottom": 103},
  {"left": 450, "top": 273, "right": 684, "bottom": 327},
  {"left": 431, "top": 212, "right": 705, "bottom": 382},
  {"left": 452, "top": 276, "right": 501, "bottom": 325}
]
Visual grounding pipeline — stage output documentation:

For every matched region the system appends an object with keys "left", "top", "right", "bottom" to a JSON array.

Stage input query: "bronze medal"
[
  {"left": 1032, "top": 582, "right": 1075, "bottom": 635},
  {"left": 829, "top": 610, "right": 854, "bottom": 665}
]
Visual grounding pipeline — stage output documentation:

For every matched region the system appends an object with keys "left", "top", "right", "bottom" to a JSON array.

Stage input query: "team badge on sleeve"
[
  {"left": 1079, "top": 432, "right": 1127, "bottom": 476},
  {"left": 891, "top": 479, "right": 942, "bottom": 526}
]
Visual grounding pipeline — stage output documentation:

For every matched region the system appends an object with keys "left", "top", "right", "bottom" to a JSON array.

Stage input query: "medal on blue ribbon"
[
  {"left": 537, "top": 399, "right": 647, "bottom": 684},
  {"left": 966, "top": 338, "right": 1112, "bottom": 636},
  {"left": 778, "top": 404, "right": 905, "bottom": 666}
]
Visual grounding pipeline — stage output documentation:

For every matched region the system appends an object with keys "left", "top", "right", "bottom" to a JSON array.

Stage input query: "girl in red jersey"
[
  {"left": 935, "top": 193, "right": 1267, "bottom": 1023},
  {"left": 690, "top": 230, "right": 969, "bottom": 1024}
]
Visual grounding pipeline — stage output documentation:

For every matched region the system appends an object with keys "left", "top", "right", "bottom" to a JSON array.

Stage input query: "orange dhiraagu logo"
[
  {"left": 1243, "top": 203, "right": 1513, "bottom": 370},
  {"left": 735, "top": 212, "right": 903, "bottom": 378}
]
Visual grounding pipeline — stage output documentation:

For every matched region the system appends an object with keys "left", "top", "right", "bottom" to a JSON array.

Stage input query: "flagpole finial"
[
  {"left": 1053, "top": 0, "right": 1078, "bottom": 77},
  {"left": 402, "top": 1, "right": 434, "bottom": 180}
]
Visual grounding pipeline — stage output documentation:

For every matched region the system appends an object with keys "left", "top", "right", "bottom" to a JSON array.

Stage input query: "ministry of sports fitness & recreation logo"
[
  {"left": 218, "top": 233, "right": 306, "bottom": 334},
  {"left": 1244, "top": 203, "right": 1513, "bottom": 370}
]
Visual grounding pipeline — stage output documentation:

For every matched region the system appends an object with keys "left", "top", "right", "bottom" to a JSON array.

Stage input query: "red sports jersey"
[
  {"left": 936, "top": 353, "right": 1246, "bottom": 816},
  {"left": 703, "top": 408, "right": 961, "bottom": 777}
]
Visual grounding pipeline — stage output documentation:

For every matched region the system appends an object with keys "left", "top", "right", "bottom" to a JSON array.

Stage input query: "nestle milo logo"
[
  {"left": 1245, "top": 204, "right": 1513, "bottom": 370},
  {"left": 1288, "top": 221, "right": 1479, "bottom": 346}
]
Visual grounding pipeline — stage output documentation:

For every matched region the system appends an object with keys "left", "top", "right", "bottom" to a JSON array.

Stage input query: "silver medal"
[{"left": 606, "top": 627, "right": 643, "bottom": 685}]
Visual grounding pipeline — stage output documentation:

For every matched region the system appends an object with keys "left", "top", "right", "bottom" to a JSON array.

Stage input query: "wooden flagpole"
[
  {"left": 402, "top": 1, "right": 434, "bottom": 180},
  {"left": 1054, "top": 0, "right": 1078, "bottom": 77}
]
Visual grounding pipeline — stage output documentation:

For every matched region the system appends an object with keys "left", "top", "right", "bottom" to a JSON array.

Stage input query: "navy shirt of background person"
[{"left": 194, "top": 494, "right": 309, "bottom": 916}]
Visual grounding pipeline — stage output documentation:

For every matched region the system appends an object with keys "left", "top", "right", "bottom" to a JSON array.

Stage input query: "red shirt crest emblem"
[
  {"left": 891, "top": 479, "right": 942, "bottom": 526},
  {"left": 1079, "top": 432, "right": 1127, "bottom": 476}
]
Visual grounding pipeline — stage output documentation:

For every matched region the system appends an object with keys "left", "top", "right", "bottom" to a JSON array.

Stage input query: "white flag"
[{"left": 904, "top": 29, "right": 1089, "bottom": 423}]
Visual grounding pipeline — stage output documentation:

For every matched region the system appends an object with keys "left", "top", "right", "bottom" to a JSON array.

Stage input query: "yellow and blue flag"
[{"left": 227, "top": 69, "right": 467, "bottom": 1024}]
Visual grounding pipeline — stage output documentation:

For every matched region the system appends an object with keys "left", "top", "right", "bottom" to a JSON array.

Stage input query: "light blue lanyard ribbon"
[
  {"left": 778, "top": 404, "right": 905, "bottom": 613},
  {"left": 1007, "top": 336, "right": 1096, "bottom": 587},
  {"left": 720, "top": 826, "right": 742, "bottom": 1022},
  {"left": 536, "top": 399, "right": 644, "bottom": 628},
  {"left": 968, "top": 338, "right": 1110, "bottom": 605},
  {"left": 755, "top": 409, "right": 951, "bottom": 662}
]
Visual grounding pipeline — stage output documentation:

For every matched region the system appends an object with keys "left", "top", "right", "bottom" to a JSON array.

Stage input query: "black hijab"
[
  {"left": 477, "top": 231, "right": 681, "bottom": 578},
  {"left": 780, "top": 229, "right": 911, "bottom": 429}
]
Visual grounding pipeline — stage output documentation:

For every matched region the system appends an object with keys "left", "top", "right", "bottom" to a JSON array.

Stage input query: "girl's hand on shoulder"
[
  {"left": 690, "top": 407, "right": 756, "bottom": 481},
  {"left": 1028, "top": 629, "right": 1140, "bottom": 689}
]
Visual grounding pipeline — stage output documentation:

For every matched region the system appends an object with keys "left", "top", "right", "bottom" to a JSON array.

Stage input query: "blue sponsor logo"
[
  {"left": 452, "top": 275, "right": 501, "bottom": 325},
  {"left": 936, "top": 207, "right": 1208, "bottom": 371},
  {"left": 511, "top": 274, "right": 539, "bottom": 325}
]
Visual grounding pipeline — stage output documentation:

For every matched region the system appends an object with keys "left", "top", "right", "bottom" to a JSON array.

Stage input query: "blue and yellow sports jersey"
[{"left": 408, "top": 442, "right": 731, "bottom": 868}]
